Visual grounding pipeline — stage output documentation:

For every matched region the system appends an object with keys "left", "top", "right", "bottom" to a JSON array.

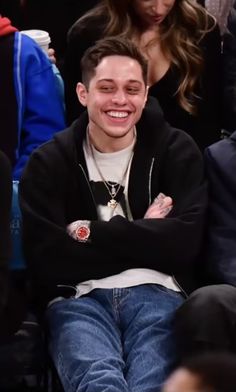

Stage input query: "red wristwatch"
[{"left": 75, "top": 221, "right": 90, "bottom": 242}]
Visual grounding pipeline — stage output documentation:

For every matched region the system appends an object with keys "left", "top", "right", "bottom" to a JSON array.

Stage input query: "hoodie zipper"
[{"left": 148, "top": 157, "right": 155, "bottom": 205}]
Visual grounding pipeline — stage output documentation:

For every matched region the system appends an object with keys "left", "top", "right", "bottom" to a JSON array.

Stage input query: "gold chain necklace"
[{"left": 88, "top": 128, "right": 135, "bottom": 209}]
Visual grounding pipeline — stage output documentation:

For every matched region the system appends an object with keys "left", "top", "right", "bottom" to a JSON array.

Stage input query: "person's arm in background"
[
  {"left": 198, "top": 19, "right": 222, "bottom": 147},
  {"left": 13, "top": 32, "right": 66, "bottom": 180},
  {"left": 205, "top": 132, "right": 236, "bottom": 285},
  {"left": 198, "top": 0, "right": 236, "bottom": 139}
]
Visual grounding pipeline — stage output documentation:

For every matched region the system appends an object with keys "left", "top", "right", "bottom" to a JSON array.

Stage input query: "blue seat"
[
  {"left": 0, "top": 181, "right": 46, "bottom": 391},
  {"left": 9, "top": 181, "right": 64, "bottom": 391}
]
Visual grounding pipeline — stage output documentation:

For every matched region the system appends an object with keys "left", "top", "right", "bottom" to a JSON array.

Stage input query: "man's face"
[{"left": 77, "top": 55, "right": 148, "bottom": 148}]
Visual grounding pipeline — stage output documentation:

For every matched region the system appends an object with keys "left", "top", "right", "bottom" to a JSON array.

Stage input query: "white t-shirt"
[{"left": 73, "top": 136, "right": 180, "bottom": 298}]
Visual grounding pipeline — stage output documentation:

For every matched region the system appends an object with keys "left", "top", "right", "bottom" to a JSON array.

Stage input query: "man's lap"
[{"left": 46, "top": 284, "right": 184, "bottom": 392}]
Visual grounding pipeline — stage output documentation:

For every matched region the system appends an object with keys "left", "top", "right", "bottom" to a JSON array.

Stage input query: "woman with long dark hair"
[{"left": 65, "top": 0, "right": 222, "bottom": 151}]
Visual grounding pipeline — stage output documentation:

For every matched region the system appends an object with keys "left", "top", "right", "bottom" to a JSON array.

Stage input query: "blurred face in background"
[
  {"left": 162, "top": 368, "right": 208, "bottom": 392},
  {"left": 132, "top": 0, "right": 176, "bottom": 28}
]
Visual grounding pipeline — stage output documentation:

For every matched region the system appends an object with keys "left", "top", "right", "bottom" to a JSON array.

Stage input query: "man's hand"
[
  {"left": 144, "top": 193, "right": 173, "bottom": 219},
  {"left": 48, "top": 48, "right": 56, "bottom": 64}
]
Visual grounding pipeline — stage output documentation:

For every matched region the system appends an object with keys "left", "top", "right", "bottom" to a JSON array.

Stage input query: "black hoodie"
[{"left": 19, "top": 97, "right": 208, "bottom": 311}]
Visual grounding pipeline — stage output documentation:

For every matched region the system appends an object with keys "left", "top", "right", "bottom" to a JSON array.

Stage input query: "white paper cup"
[{"left": 21, "top": 29, "right": 51, "bottom": 53}]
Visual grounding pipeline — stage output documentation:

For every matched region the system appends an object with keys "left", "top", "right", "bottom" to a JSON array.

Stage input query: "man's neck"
[{"left": 87, "top": 126, "right": 136, "bottom": 153}]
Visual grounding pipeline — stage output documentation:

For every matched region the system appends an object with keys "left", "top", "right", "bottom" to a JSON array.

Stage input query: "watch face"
[{"left": 76, "top": 225, "right": 90, "bottom": 242}]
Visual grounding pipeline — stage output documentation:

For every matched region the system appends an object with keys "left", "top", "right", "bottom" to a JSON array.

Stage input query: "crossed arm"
[{"left": 67, "top": 193, "right": 173, "bottom": 241}]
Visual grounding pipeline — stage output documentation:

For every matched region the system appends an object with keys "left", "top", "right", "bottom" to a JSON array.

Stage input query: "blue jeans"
[{"left": 46, "top": 284, "right": 184, "bottom": 392}]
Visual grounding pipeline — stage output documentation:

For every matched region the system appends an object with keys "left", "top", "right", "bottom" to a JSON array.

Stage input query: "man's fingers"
[
  {"left": 145, "top": 204, "right": 173, "bottom": 219},
  {"left": 154, "top": 196, "right": 172, "bottom": 208},
  {"left": 159, "top": 205, "right": 173, "bottom": 216},
  {"left": 144, "top": 194, "right": 173, "bottom": 219}
]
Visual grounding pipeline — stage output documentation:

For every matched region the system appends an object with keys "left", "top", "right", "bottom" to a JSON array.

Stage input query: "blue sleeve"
[
  {"left": 13, "top": 33, "right": 66, "bottom": 180},
  {"left": 205, "top": 137, "right": 236, "bottom": 285}
]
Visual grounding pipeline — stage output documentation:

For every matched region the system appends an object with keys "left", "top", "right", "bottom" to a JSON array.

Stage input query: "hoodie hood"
[{"left": 0, "top": 17, "right": 17, "bottom": 37}]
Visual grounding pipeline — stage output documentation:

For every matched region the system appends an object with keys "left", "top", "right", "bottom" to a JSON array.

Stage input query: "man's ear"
[
  {"left": 76, "top": 82, "right": 88, "bottom": 107},
  {"left": 143, "top": 85, "right": 149, "bottom": 108}
]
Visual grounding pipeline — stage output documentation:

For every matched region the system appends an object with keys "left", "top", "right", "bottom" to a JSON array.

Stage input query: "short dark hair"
[{"left": 80, "top": 36, "right": 148, "bottom": 87}]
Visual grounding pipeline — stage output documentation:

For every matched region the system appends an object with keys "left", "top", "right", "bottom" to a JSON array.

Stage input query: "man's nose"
[{"left": 111, "top": 90, "right": 127, "bottom": 104}]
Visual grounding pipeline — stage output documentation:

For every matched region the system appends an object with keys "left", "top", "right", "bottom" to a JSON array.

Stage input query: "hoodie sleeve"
[{"left": 13, "top": 33, "right": 66, "bottom": 180}]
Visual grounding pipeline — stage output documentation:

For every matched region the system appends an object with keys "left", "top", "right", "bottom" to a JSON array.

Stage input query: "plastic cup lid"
[{"left": 21, "top": 29, "right": 51, "bottom": 46}]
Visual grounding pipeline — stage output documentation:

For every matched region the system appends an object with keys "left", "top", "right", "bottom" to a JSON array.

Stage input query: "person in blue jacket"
[{"left": 0, "top": 13, "right": 65, "bottom": 180}]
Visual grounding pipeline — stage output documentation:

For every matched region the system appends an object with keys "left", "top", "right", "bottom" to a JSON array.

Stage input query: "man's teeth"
[{"left": 107, "top": 111, "right": 128, "bottom": 118}]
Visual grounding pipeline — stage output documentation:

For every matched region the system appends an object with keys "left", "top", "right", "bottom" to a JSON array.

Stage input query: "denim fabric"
[{"left": 46, "top": 284, "right": 184, "bottom": 392}]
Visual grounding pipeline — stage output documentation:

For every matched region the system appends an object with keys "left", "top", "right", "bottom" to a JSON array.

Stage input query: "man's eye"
[
  {"left": 99, "top": 86, "right": 113, "bottom": 92},
  {"left": 127, "top": 88, "right": 140, "bottom": 94}
]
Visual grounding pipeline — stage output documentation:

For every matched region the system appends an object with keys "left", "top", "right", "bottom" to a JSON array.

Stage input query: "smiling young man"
[{"left": 19, "top": 36, "right": 207, "bottom": 392}]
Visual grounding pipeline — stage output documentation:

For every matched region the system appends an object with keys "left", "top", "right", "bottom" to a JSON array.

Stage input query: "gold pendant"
[{"left": 108, "top": 199, "right": 117, "bottom": 209}]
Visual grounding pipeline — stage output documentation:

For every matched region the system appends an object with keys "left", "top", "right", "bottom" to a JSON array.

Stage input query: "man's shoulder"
[
  {"left": 141, "top": 96, "right": 202, "bottom": 160},
  {"left": 30, "top": 125, "right": 75, "bottom": 162},
  {"left": 206, "top": 132, "right": 236, "bottom": 162},
  {"left": 20, "top": 125, "right": 77, "bottom": 184},
  {"left": 168, "top": 126, "right": 203, "bottom": 163},
  {"left": 205, "top": 132, "right": 236, "bottom": 181}
]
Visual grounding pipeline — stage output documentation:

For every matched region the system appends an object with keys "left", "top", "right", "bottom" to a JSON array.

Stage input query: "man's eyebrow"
[
  {"left": 127, "top": 80, "right": 143, "bottom": 85},
  {"left": 97, "top": 79, "right": 114, "bottom": 83},
  {"left": 96, "top": 79, "right": 143, "bottom": 85}
]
